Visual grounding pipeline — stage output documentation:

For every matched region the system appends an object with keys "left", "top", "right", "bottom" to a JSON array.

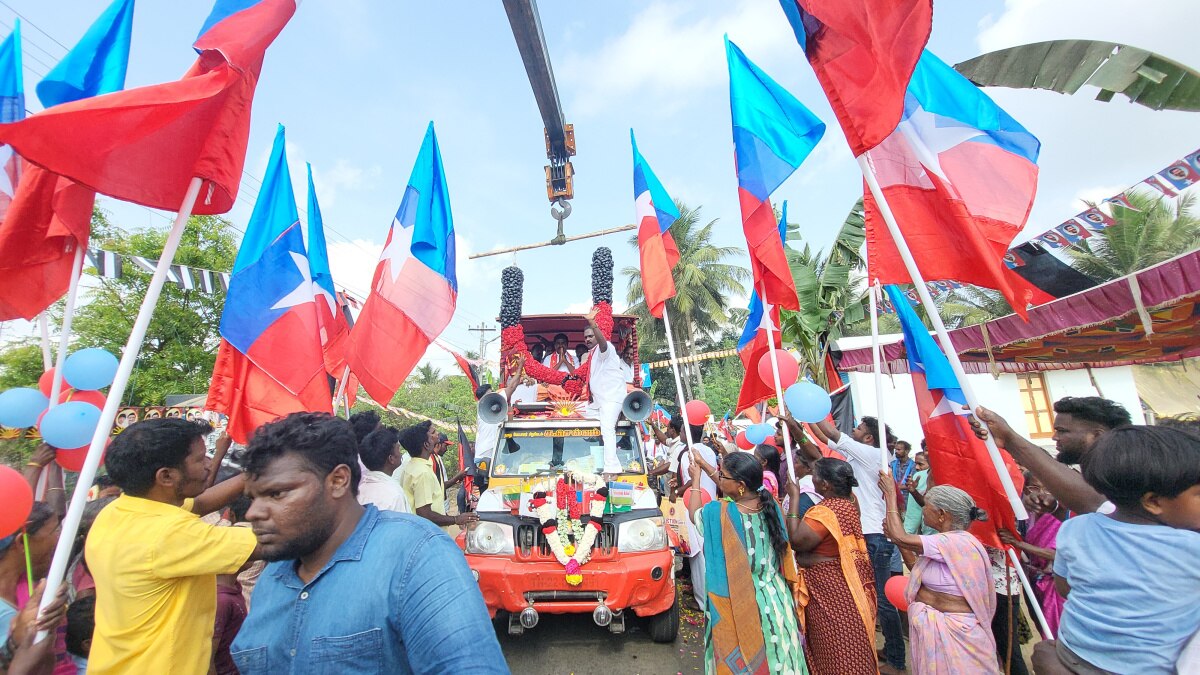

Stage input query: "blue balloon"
[
  {"left": 0, "top": 388, "right": 50, "bottom": 428},
  {"left": 62, "top": 348, "right": 119, "bottom": 391},
  {"left": 785, "top": 382, "right": 832, "bottom": 424},
  {"left": 745, "top": 423, "right": 772, "bottom": 445},
  {"left": 39, "top": 401, "right": 102, "bottom": 449}
]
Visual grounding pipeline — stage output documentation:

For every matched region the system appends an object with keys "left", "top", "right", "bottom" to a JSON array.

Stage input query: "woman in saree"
[
  {"left": 999, "top": 473, "right": 1068, "bottom": 637},
  {"left": 879, "top": 475, "right": 998, "bottom": 675},
  {"left": 784, "top": 458, "right": 878, "bottom": 675},
  {"left": 687, "top": 450, "right": 807, "bottom": 675}
]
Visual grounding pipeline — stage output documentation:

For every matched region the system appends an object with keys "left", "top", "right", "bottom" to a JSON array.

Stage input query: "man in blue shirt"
[{"left": 231, "top": 412, "right": 507, "bottom": 675}]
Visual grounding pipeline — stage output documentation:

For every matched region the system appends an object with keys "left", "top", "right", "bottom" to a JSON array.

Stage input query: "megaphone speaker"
[
  {"left": 478, "top": 392, "right": 509, "bottom": 425},
  {"left": 622, "top": 390, "right": 652, "bottom": 422}
]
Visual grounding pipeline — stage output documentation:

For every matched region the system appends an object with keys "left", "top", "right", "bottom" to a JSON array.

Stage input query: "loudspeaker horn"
[
  {"left": 622, "top": 390, "right": 652, "bottom": 422},
  {"left": 478, "top": 392, "right": 509, "bottom": 424}
]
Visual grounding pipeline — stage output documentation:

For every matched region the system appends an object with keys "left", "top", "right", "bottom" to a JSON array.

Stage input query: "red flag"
[
  {"left": 0, "top": 0, "right": 296, "bottom": 215},
  {"left": 209, "top": 339, "right": 332, "bottom": 444},
  {"left": 735, "top": 297, "right": 780, "bottom": 412},
  {"left": 912, "top": 371, "right": 1023, "bottom": 548},
  {"left": 781, "top": 0, "right": 932, "bottom": 156},
  {"left": 0, "top": 163, "right": 95, "bottom": 320}
]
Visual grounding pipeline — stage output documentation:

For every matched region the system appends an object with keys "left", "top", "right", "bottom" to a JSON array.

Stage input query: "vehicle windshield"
[{"left": 491, "top": 425, "right": 644, "bottom": 477}]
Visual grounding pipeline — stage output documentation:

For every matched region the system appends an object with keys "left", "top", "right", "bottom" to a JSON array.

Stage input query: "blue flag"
[
  {"left": 0, "top": 21, "right": 23, "bottom": 123},
  {"left": 36, "top": 0, "right": 134, "bottom": 108},
  {"left": 884, "top": 284, "right": 966, "bottom": 408}
]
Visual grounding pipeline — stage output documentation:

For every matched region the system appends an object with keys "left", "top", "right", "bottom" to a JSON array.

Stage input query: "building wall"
[{"left": 846, "top": 366, "right": 1144, "bottom": 449}]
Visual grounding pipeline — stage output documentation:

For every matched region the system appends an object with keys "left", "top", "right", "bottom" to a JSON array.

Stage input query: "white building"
[{"left": 835, "top": 334, "right": 1146, "bottom": 449}]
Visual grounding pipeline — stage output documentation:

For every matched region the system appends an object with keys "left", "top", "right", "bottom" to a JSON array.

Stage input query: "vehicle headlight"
[
  {"left": 618, "top": 517, "right": 668, "bottom": 553},
  {"left": 465, "top": 521, "right": 515, "bottom": 555}
]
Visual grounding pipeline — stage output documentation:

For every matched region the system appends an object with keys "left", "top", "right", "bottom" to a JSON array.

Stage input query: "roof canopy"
[{"left": 835, "top": 249, "right": 1200, "bottom": 375}]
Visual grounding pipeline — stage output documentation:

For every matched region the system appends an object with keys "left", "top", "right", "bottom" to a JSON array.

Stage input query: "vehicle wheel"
[{"left": 647, "top": 598, "right": 679, "bottom": 643}]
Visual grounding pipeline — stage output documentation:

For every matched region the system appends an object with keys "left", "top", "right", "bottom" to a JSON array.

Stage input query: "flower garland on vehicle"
[{"left": 529, "top": 472, "right": 608, "bottom": 586}]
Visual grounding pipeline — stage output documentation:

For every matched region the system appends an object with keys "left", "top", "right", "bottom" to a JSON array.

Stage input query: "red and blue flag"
[
  {"left": 0, "top": 21, "right": 23, "bottom": 221},
  {"left": 735, "top": 203, "right": 787, "bottom": 412},
  {"left": 864, "top": 50, "right": 1041, "bottom": 316},
  {"left": 0, "top": 2, "right": 134, "bottom": 321},
  {"left": 631, "top": 130, "right": 680, "bottom": 319},
  {"left": 886, "top": 283, "right": 1022, "bottom": 548},
  {"left": 305, "top": 163, "right": 349, "bottom": 378},
  {"left": 346, "top": 123, "right": 457, "bottom": 405},
  {"left": 727, "top": 38, "right": 824, "bottom": 311},
  {"left": 778, "top": 0, "right": 932, "bottom": 156},
  {"left": 208, "top": 125, "right": 331, "bottom": 443}
]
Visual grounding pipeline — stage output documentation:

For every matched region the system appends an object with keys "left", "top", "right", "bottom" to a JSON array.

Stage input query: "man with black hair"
[
  {"left": 348, "top": 410, "right": 382, "bottom": 444},
  {"left": 231, "top": 412, "right": 505, "bottom": 674},
  {"left": 86, "top": 418, "right": 258, "bottom": 675},
  {"left": 357, "top": 427, "right": 410, "bottom": 513},
  {"left": 397, "top": 421, "right": 478, "bottom": 531},
  {"left": 810, "top": 415, "right": 905, "bottom": 674},
  {"left": 65, "top": 594, "right": 95, "bottom": 672},
  {"left": 542, "top": 332, "right": 578, "bottom": 373},
  {"left": 976, "top": 396, "right": 1132, "bottom": 514}
]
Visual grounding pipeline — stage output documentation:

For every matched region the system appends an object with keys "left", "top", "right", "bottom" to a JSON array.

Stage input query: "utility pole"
[{"left": 468, "top": 324, "right": 496, "bottom": 359}]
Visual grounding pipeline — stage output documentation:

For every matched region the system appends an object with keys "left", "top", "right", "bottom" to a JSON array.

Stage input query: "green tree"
[
  {"left": 69, "top": 209, "right": 239, "bottom": 405},
  {"left": 414, "top": 363, "right": 442, "bottom": 386},
  {"left": 779, "top": 199, "right": 869, "bottom": 387},
  {"left": 1065, "top": 191, "right": 1200, "bottom": 281},
  {"left": 621, "top": 201, "right": 749, "bottom": 399}
]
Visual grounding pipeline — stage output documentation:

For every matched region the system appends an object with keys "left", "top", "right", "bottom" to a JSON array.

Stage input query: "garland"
[{"left": 529, "top": 472, "right": 608, "bottom": 585}]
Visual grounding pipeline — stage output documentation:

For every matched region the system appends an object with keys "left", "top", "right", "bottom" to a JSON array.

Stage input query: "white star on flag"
[
  {"left": 758, "top": 300, "right": 776, "bottom": 333},
  {"left": 377, "top": 219, "right": 414, "bottom": 284},
  {"left": 898, "top": 101, "right": 985, "bottom": 182},
  {"left": 928, "top": 389, "right": 971, "bottom": 419},
  {"left": 271, "top": 251, "right": 318, "bottom": 311}
]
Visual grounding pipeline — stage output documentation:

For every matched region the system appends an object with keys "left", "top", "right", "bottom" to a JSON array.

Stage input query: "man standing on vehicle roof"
[{"left": 583, "top": 308, "right": 625, "bottom": 476}]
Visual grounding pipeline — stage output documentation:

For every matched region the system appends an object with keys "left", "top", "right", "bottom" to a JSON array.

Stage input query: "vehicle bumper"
[{"left": 466, "top": 548, "right": 675, "bottom": 618}]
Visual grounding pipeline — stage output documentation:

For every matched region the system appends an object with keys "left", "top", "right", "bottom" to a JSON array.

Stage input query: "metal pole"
[
  {"left": 857, "top": 153, "right": 1027, "bottom": 521},
  {"left": 469, "top": 224, "right": 635, "bottom": 259},
  {"left": 868, "top": 280, "right": 889, "bottom": 470},
  {"left": 760, "top": 281, "right": 796, "bottom": 483},
  {"left": 37, "top": 313, "right": 52, "bottom": 369},
  {"left": 36, "top": 177, "right": 204, "bottom": 637},
  {"left": 1008, "top": 547, "right": 1053, "bottom": 639}
]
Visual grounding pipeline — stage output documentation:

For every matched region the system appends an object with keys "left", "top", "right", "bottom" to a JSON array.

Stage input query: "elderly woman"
[
  {"left": 786, "top": 458, "right": 877, "bottom": 675},
  {"left": 879, "top": 475, "right": 998, "bottom": 675}
]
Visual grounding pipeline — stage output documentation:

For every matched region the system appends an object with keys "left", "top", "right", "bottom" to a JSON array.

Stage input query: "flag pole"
[
  {"left": 857, "top": 153, "right": 1026, "bottom": 520},
  {"left": 660, "top": 307, "right": 697, "bottom": 464},
  {"left": 47, "top": 246, "right": 87, "bottom": 408},
  {"left": 868, "top": 280, "right": 889, "bottom": 471},
  {"left": 1008, "top": 546, "right": 1053, "bottom": 638},
  {"left": 760, "top": 280, "right": 797, "bottom": 484},
  {"left": 333, "top": 364, "right": 351, "bottom": 417},
  {"left": 36, "top": 176, "right": 205, "bottom": 637},
  {"left": 37, "top": 313, "right": 53, "bottom": 369}
]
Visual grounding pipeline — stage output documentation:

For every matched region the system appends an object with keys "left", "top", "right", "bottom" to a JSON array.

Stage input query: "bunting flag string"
[
  {"left": 874, "top": 280, "right": 966, "bottom": 315},
  {"left": 80, "top": 245, "right": 364, "bottom": 306},
  {"left": 1013, "top": 147, "right": 1199, "bottom": 260}
]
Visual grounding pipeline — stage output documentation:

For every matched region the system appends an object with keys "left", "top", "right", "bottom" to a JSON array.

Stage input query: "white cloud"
[
  {"left": 978, "top": 0, "right": 1198, "bottom": 57},
  {"left": 560, "top": 0, "right": 797, "bottom": 116},
  {"left": 325, "top": 239, "right": 382, "bottom": 301}
]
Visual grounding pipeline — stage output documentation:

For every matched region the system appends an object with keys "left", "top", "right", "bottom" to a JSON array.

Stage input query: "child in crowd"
[
  {"left": 1037, "top": 426, "right": 1200, "bottom": 674},
  {"left": 65, "top": 595, "right": 95, "bottom": 672}
]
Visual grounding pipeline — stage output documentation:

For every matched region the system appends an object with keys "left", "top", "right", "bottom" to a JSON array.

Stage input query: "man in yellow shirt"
[
  {"left": 397, "top": 421, "right": 477, "bottom": 533},
  {"left": 86, "top": 418, "right": 258, "bottom": 675}
]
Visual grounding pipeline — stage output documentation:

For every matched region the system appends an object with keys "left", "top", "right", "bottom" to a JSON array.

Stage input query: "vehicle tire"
[{"left": 647, "top": 598, "right": 679, "bottom": 643}]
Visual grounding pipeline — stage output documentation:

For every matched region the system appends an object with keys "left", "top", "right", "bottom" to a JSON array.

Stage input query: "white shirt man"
[
  {"left": 358, "top": 470, "right": 411, "bottom": 514},
  {"left": 823, "top": 425, "right": 893, "bottom": 535},
  {"left": 582, "top": 315, "right": 627, "bottom": 475},
  {"left": 510, "top": 381, "right": 539, "bottom": 404}
]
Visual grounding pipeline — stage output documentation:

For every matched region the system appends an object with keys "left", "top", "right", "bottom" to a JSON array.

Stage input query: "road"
[{"left": 497, "top": 585, "right": 706, "bottom": 675}]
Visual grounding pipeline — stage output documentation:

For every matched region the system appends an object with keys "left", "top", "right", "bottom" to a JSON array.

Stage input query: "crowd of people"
[
  {"left": 659, "top": 396, "right": 1199, "bottom": 674},
  {"left": 1, "top": 392, "right": 1197, "bottom": 674}
]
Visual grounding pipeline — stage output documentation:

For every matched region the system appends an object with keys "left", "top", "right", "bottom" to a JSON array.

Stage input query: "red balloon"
[
  {"left": 758, "top": 351, "right": 800, "bottom": 389},
  {"left": 735, "top": 430, "right": 754, "bottom": 450},
  {"left": 60, "top": 389, "right": 105, "bottom": 408},
  {"left": 683, "top": 400, "right": 711, "bottom": 424},
  {"left": 762, "top": 434, "right": 778, "bottom": 447},
  {"left": 884, "top": 575, "right": 910, "bottom": 612},
  {"left": 0, "top": 465, "right": 33, "bottom": 538},
  {"left": 37, "top": 369, "right": 59, "bottom": 397},
  {"left": 55, "top": 443, "right": 105, "bottom": 472}
]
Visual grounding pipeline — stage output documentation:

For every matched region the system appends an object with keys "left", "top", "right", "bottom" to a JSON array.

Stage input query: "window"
[{"left": 1017, "top": 373, "right": 1054, "bottom": 438}]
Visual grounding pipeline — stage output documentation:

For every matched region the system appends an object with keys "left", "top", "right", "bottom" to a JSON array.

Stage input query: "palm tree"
[
  {"left": 1065, "top": 191, "right": 1200, "bottom": 282},
  {"left": 414, "top": 363, "right": 441, "bottom": 386},
  {"left": 622, "top": 201, "right": 749, "bottom": 399},
  {"left": 780, "top": 200, "right": 869, "bottom": 387}
]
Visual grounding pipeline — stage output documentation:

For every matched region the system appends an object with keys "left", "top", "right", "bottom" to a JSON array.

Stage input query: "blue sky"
[{"left": 2, "top": 0, "right": 1197, "bottom": 373}]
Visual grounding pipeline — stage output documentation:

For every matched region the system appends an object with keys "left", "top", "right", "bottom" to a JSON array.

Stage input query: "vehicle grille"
[{"left": 516, "top": 521, "right": 616, "bottom": 557}]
